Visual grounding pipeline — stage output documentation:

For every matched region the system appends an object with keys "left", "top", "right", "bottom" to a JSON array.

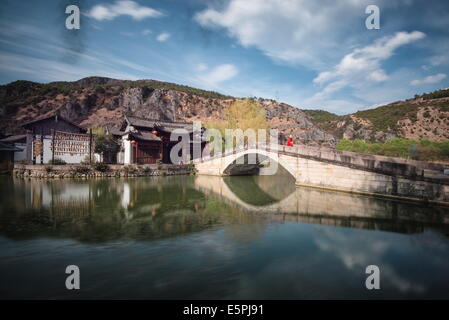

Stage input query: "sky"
[{"left": 0, "top": 0, "right": 448, "bottom": 115}]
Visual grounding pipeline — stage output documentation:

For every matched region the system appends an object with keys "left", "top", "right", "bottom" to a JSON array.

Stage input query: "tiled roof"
[
  {"left": 155, "top": 125, "right": 194, "bottom": 133},
  {"left": 21, "top": 112, "right": 86, "bottom": 131},
  {"left": 0, "top": 142, "right": 23, "bottom": 151},
  {"left": 129, "top": 130, "right": 162, "bottom": 142},
  {"left": 0, "top": 134, "right": 27, "bottom": 143},
  {"left": 125, "top": 115, "right": 195, "bottom": 132},
  {"left": 105, "top": 126, "right": 125, "bottom": 136}
]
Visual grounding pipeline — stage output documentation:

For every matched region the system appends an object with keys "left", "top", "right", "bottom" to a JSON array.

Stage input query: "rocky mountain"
[
  {"left": 304, "top": 89, "right": 449, "bottom": 143},
  {"left": 1, "top": 76, "right": 448, "bottom": 146},
  {"left": 0, "top": 77, "right": 335, "bottom": 146}
]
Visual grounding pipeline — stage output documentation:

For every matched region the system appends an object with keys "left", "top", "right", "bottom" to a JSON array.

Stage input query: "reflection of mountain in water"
[{"left": 1, "top": 174, "right": 449, "bottom": 243}]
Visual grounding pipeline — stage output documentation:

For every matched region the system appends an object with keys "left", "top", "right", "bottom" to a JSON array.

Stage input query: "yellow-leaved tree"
[{"left": 205, "top": 98, "right": 269, "bottom": 151}]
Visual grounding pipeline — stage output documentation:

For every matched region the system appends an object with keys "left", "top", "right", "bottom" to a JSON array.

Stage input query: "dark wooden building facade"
[{"left": 119, "top": 115, "right": 206, "bottom": 165}]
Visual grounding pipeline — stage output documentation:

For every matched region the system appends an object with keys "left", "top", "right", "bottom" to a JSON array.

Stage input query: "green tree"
[{"left": 94, "top": 134, "right": 120, "bottom": 163}]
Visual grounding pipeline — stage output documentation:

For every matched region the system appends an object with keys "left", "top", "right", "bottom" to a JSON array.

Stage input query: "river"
[{"left": 1, "top": 172, "right": 449, "bottom": 299}]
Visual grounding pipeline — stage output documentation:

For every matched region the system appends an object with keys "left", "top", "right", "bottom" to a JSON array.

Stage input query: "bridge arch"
[
  {"left": 195, "top": 143, "right": 449, "bottom": 204},
  {"left": 220, "top": 148, "right": 297, "bottom": 179}
]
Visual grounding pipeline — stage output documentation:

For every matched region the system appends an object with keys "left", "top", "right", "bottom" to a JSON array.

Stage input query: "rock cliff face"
[
  {"left": 0, "top": 77, "right": 335, "bottom": 146},
  {"left": 260, "top": 101, "right": 334, "bottom": 144},
  {"left": 1, "top": 77, "right": 447, "bottom": 146}
]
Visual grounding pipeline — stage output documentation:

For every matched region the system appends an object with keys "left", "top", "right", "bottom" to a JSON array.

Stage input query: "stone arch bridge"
[{"left": 194, "top": 144, "right": 449, "bottom": 205}]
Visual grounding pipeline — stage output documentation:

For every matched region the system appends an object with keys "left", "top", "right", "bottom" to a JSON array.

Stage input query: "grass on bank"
[{"left": 336, "top": 138, "right": 449, "bottom": 162}]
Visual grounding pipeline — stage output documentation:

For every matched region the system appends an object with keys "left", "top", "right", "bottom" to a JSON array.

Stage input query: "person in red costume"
[{"left": 287, "top": 135, "right": 293, "bottom": 146}]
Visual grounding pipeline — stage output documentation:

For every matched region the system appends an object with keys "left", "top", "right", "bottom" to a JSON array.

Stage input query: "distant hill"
[
  {"left": 304, "top": 89, "right": 449, "bottom": 142},
  {"left": 0, "top": 76, "right": 448, "bottom": 146}
]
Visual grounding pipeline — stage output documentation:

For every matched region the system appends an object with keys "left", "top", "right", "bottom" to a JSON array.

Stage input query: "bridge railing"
[{"left": 195, "top": 142, "right": 448, "bottom": 183}]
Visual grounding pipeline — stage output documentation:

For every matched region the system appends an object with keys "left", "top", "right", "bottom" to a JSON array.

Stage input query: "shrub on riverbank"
[
  {"left": 49, "top": 158, "right": 66, "bottom": 165},
  {"left": 141, "top": 166, "right": 152, "bottom": 174},
  {"left": 70, "top": 165, "right": 91, "bottom": 175},
  {"left": 93, "top": 162, "right": 109, "bottom": 172},
  {"left": 336, "top": 138, "right": 449, "bottom": 161},
  {"left": 123, "top": 165, "right": 138, "bottom": 175}
]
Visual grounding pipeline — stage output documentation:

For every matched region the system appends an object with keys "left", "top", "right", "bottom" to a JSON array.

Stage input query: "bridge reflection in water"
[
  {"left": 2, "top": 172, "right": 449, "bottom": 242},
  {"left": 2, "top": 174, "right": 449, "bottom": 299},
  {"left": 194, "top": 164, "right": 449, "bottom": 236}
]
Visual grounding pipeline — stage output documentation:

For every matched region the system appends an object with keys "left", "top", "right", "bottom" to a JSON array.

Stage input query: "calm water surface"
[{"left": 1, "top": 172, "right": 449, "bottom": 299}]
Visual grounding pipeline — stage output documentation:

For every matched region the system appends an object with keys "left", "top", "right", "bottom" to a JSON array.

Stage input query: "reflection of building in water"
[
  {"left": 21, "top": 179, "right": 92, "bottom": 219},
  {"left": 121, "top": 182, "right": 130, "bottom": 217},
  {"left": 6, "top": 177, "right": 229, "bottom": 242},
  {"left": 5, "top": 175, "right": 449, "bottom": 243}
]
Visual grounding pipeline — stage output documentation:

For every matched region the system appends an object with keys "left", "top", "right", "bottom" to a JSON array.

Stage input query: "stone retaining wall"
[
  {"left": 291, "top": 156, "right": 449, "bottom": 205},
  {"left": 13, "top": 163, "right": 193, "bottom": 179}
]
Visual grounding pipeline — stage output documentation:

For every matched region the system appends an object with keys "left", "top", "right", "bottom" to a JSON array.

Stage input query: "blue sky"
[{"left": 0, "top": 0, "right": 448, "bottom": 115}]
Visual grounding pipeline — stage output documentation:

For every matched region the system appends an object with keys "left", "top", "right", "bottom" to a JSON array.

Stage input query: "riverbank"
[{"left": 12, "top": 163, "right": 194, "bottom": 178}]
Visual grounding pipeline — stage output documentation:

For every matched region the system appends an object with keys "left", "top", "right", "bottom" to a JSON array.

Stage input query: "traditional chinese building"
[
  {"left": 22, "top": 113, "right": 86, "bottom": 135},
  {"left": 0, "top": 134, "right": 27, "bottom": 162},
  {"left": 9, "top": 112, "right": 205, "bottom": 165},
  {"left": 0, "top": 142, "right": 23, "bottom": 164},
  {"left": 116, "top": 115, "right": 206, "bottom": 165},
  {"left": 21, "top": 113, "right": 90, "bottom": 164}
]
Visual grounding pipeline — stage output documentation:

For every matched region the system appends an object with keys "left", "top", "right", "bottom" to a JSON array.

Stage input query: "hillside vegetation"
[
  {"left": 419, "top": 88, "right": 449, "bottom": 100},
  {"left": 0, "top": 77, "right": 231, "bottom": 111},
  {"left": 304, "top": 88, "right": 449, "bottom": 143},
  {"left": 336, "top": 138, "right": 449, "bottom": 162},
  {"left": 353, "top": 103, "right": 419, "bottom": 132},
  {"left": 302, "top": 110, "right": 341, "bottom": 123}
]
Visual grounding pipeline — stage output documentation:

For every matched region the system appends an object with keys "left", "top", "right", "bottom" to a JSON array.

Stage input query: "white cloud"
[
  {"left": 196, "top": 0, "right": 325, "bottom": 67},
  {"left": 156, "top": 32, "right": 170, "bottom": 42},
  {"left": 193, "top": 0, "right": 441, "bottom": 115},
  {"left": 142, "top": 29, "right": 152, "bottom": 36},
  {"left": 314, "top": 32, "right": 425, "bottom": 85},
  {"left": 196, "top": 63, "right": 208, "bottom": 72},
  {"left": 0, "top": 22, "right": 42, "bottom": 38},
  {"left": 119, "top": 31, "right": 134, "bottom": 37},
  {"left": 367, "top": 69, "right": 389, "bottom": 82},
  {"left": 411, "top": 73, "right": 447, "bottom": 86},
  {"left": 430, "top": 55, "right": 449, "bottom": 67},
  {"left": 88, "top": 0, "right": 163, "bottom": 21},
  {"left": 0, "top": 51, "right": 139, "bottom": 82},
  {"left": 311, "top": 31, "right": 425, "bottom": 102},
  {"left": 195, "top": 0, "right": 402, "bottom": 69},
  {"left": 200, "top": 64, "right": 238, "bottom": 85},
  {"left": 303, "top": 97, "right": 361, "bottom": 115},
  {"left": 314, "top": 229, "right": 427, "bottom": 294}
]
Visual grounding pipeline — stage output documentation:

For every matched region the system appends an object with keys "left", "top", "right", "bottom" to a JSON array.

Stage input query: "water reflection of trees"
[
  {"left": 0, "top": 177, "right": 266, "bottom": 243},
  {"left": 1, "top": 174, "right": 449, "bottom": 243}
]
